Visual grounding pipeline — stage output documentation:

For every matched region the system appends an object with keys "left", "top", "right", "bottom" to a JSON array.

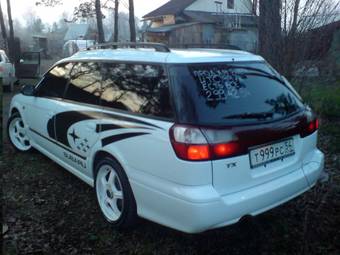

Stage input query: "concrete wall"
[
  {"left": 228, "top": 29, "right": 258, "bottom": 52},
  {"left": 168, "top": 23, "right": 222, "bottom": 46}
]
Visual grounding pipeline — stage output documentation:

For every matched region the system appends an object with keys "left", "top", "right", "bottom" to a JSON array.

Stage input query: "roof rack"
[{"left": 86, "top": 42, "right": 171, "bottom": 53}]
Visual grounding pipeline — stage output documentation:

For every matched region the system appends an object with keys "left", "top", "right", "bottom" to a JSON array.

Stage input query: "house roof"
[
  {"left": 64, "top": 24, "right": 90, "bottom": 41},
  {"left": 143, "top": 0, "right": 196, "bottom": 19}
]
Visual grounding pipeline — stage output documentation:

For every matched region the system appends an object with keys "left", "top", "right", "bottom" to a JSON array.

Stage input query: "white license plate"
[{"left": 249, "top": 138, "right": 295, "bottom": 168}]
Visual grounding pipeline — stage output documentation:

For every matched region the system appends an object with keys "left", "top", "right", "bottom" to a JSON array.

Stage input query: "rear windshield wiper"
[
  {"left": 223, "top": 112, "right": 274, "bottom": 120},
  {"left": 227, "top": 66, "right": 285, "bottom": 85}
]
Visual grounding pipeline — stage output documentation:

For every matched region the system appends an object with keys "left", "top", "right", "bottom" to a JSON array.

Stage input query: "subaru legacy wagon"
[{"left": 8, "top": 43, "right": 325, "bottom": 233}]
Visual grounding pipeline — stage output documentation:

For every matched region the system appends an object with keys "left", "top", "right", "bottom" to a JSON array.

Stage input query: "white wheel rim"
[
  {"left": 96, "top": 164, "right": 124, "bottom": 222},
  {"left": 9, "top": 117, "right": 31, "bottom": 151}
]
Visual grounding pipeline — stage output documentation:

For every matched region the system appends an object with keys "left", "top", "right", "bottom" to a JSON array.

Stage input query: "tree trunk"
[
  {"left": 114, "top": 0, "right": 119, "bottom": 42},
  {"left": 252, "top": 0, "right": 258, "bottom": 15},
  {"left": 95, "top": 0, "right": 105, "bottom": 43},
  {"left": 258, "top": 0, "right": 282, "bottom": 70},
  {"left": 6, "top": 0, "right": 14, "bottom": 61},
  {"left": 291, "top": 0, "right": 300, "bottom": 36},
  {"left": 128, "top": 0, "right": 136, "bottom": 42},
  {"left": 0, "top": 1, "right": 7, "bottom": 50}
]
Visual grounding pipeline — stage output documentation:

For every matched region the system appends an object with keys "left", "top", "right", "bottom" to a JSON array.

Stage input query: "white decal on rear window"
[{"left": 192, "top": 69, "right": 250, "bottom": 101}]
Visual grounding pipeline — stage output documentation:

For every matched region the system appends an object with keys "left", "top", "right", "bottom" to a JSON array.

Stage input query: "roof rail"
[{"left": 86, "top": 42, "right": 171, "bottom": 52}]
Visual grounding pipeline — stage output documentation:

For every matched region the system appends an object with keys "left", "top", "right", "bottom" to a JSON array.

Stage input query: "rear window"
[{"left": 169, "top": 62, "right": 304, "bottom": 126}]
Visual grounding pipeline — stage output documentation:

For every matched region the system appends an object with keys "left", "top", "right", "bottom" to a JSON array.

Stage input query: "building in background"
[
  {"left": 64, "top": 23, "right": 97, "bottom": 42},
  {"left": 142, "top": 0, "right": 258, "bottom": 52}
]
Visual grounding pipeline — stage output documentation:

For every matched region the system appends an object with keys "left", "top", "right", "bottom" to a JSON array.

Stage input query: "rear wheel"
[
  {"left": 94, "top": 157, "right": 137, "bottom": 229},
  {"left": 7, "top": 112, "right": 32, "bottom": 152}
]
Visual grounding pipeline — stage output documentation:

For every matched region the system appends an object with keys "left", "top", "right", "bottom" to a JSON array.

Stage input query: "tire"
[
  {"left": 94, "top": 157, "right": 137, "bottom": 229},
  {"left": 7, "top": 112, "right": 33, "bottom": 152}
]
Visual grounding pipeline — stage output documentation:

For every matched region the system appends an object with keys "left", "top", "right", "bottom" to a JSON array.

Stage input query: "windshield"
[{"left": 169, "top": 62, "right": 304, "bottom": 126}]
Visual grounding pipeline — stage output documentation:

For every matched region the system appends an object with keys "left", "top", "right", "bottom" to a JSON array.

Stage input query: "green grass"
[
  {"left": 295, "top": 78, "right": 340, "bottom": 153},
  {"left": 297, "top": 78, "right": 340, "bottom": 119}
]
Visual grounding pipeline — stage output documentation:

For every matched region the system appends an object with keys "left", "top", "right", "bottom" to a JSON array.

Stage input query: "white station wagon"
[{"left": 8, "top": 43, "right": 325, "bottom": 233}]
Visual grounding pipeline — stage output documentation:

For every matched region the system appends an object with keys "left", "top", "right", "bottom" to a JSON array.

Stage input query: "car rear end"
[
  {"left": 159, "top": 60, "right": 324, "bottom": 233},
  {"left": 0, "top": 50, "right": 15, "bottom": 91}
]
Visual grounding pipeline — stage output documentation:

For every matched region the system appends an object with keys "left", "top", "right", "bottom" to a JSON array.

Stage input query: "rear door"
[
  {"left": 53, "top": 62, "right": 104, "bottom": 172},
  {"left": 169, "top": 62, "right": 309, "bottom": 195}
]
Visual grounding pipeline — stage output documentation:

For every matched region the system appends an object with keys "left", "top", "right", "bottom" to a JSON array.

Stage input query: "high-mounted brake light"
[{"left": 169, "top": 125, "right": 241, "bottom": 161}]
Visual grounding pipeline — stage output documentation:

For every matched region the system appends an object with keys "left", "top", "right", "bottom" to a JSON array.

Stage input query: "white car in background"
[{"left": 0, "top": 49, "right": 16, "bottom": 92}]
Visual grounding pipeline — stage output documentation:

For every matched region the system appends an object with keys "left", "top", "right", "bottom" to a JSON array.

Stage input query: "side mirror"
[{"left": 20, "top": 84, "right": 36, "bottom": 96}]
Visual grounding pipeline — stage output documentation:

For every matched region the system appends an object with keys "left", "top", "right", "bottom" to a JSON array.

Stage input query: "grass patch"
[
  {"left": 296, "top": 78, "right": 340, "bottom": 119},
  {"left": 294, "top": 77, "right": 340, "bottom": 153},
  {"left": 319, "top": 122, "right": 340, "bottom": 153}
]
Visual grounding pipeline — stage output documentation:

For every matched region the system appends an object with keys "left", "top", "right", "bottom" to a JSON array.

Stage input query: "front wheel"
[
  {"left": 7, "top": 112, "right": 32, "bottom": 152},
  {"left": 94, "top": 157, "right": 137, "bottom": 229}
]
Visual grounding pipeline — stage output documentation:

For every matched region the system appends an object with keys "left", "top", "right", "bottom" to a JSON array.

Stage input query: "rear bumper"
[{"left": 130, "top": 149, "right": 324, "bottom": 233}]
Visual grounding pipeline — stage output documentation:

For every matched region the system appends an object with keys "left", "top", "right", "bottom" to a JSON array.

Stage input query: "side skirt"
[{"left": 31, "top": 141, "right": 94, "bottom": 187}]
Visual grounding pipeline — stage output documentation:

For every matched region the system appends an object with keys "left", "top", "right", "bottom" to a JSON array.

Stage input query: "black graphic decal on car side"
[
  {"left": 96, "top": 124, "right": 154, "bottom": 133},
  {"left": 47, "top": 111, "right": 161, "bottom": 148},
  {"left": 102, "top": 132, "right": 149, "bottom": 147}
]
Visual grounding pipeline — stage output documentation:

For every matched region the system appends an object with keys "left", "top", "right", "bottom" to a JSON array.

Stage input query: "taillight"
[
  {"left": 169, "top": 125, "right": 242, "bottom": 161},
  {"left": 301, "top": 118, "right": 319, "bottom": 137},
  {"left": 213, "top": 142, "right": 240, "bottom": 158}
]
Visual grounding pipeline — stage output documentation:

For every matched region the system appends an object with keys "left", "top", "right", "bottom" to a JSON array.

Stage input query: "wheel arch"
[
  {"left": 11, "top": 107, "right": 20, "bottom": 116},
  {"left": 91, "top": 150, "right": 127, "bottom": 179}
]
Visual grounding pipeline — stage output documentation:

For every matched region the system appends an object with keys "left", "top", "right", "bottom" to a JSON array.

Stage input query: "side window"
[
  {"left": 36, "top": 63, "right": 73, "bottom": 98},
  {"left": 64, "top": 62, "right": 102, "bottom": 106},
  {"left": 101, "top": 63, "right": 174, "bottom": 119}
]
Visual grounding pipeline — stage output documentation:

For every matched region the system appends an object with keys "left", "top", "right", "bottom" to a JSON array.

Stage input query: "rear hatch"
[{"left": 169, "top": 61, "right": 311, "bottom": 195}]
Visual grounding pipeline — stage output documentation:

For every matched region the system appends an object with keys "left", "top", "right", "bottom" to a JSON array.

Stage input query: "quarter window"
[
  {"left": 64, "top": 62, "right": 102, "bottom": 106},
  {"left": 101, "top": 63, "right": 174, "bottom": 119},
  {"left": 36, "top": 63, "right": 73, "bottom": 98}
]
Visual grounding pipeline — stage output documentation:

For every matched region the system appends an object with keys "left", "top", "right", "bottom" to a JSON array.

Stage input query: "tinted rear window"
[{"left": 169, "top": 62, "right": 304, "bottom": 126}]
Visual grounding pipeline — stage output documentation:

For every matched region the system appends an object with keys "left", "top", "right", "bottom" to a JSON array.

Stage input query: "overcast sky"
[{"left": 1, "top": 0, "right": 169, "bottom": 25}]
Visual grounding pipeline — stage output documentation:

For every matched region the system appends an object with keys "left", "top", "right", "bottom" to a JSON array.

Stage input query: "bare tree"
[
  {"left": 280, "top": 0, "right": 340, "bottom": 76},
  {"left": 95, "top": 0, "right": 105, "bottom": 43},
  {"left": 6, "top": 0, "right": 14, "bottom": 61},
  {"left": 113, "top": 0, "right": 119, "bottom": 42},
  {"left": 128, "top": 0, "right": 136, "bottom": 42},
  {"left": 258, "top": 0, "right": 282, "bottom": 70},
  {"left": 0, "top": 1, "right": 7, "bottom": 50},
  {"left": 37, "top": 0, "right": 106, "bottom": 43}
]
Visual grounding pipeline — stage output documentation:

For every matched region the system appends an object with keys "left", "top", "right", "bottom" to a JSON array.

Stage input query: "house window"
[{"left": 227, "top": 0, "right": 234, "bottom": 9}]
